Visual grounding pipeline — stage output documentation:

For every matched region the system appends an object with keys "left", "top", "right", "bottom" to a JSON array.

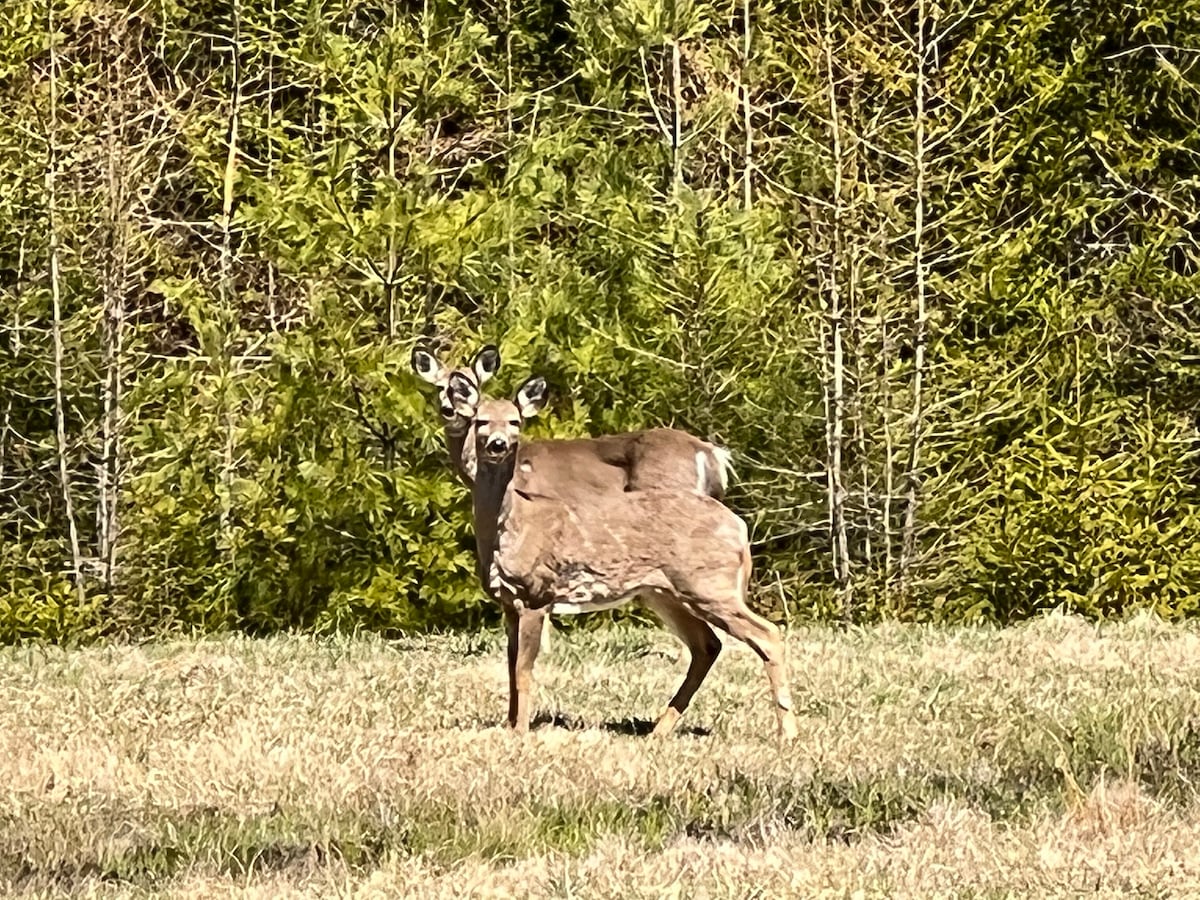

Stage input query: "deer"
[
  {"left": 410, "top": 342, "right": 736, "bottom": 658},
  {"left": 448, "top": 370, "right": 799, "bottom": 739},
  {"left": 410, "top": 343, "right": 733, "bottom": 499}
]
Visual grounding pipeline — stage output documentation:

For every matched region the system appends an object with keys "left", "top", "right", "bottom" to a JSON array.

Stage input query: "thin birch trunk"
[
  {"left": 505, "top": 0, "right": 515, "bottom": 323},
  {"left": 901, "top": 0, "right": 929, "bottom": 587},
  {"left": 505, "top": 0, "right": 514, "bottom": 142},
  {"left": 383, "top": 1, "right": 399, "bottom": 339},
  {"left": 741, "top": 0, "right": 753, "bottom": 212},
  {"left": 381, "top": 13, "right": 399, "bottom": 468},
  {"left": 1, "top": 240, "right": 24, "bottom": 497},
  {"left": 0, "top": 392, "right": 9, "bottom": 502},
  {"left": 218, "top": 0, "right": 242, "bottom": 568},
  {"left": 823, "top": 0, "right": 852, "bottom": 619},
  {"left": 45, "top": 0, "right": 87, "bottom": 607},
  {"left": 98, "top": 8, "right": 129, "bottom": 597},
  {"left": 670, "top": 0, "right": 683, "bottom": 202},
  {"left": 219, "top": 0, "right": 240, "bottom": 308},
  {"left": 880, "top": 302, "right": 897, "bottom": 605},
  {"left": 851, "top": 255, "right": 871, "bottom": 568},
  {"left": 266, "top": 0, "right": 278, "bottom": 329}
]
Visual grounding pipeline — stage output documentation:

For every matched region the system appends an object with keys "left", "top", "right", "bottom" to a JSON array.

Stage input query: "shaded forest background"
[{"left": 2, "top": 0, "right": 1199, "bottom": 640}]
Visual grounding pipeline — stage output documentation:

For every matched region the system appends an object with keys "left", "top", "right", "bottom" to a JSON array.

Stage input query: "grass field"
[{"left": 3, "top": 613, "right": 1200, "bottom": 898}]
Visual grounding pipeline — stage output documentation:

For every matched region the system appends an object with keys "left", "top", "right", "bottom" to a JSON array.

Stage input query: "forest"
[{"left": 2, "top": 0, "right": 1199, "bottom": 640}]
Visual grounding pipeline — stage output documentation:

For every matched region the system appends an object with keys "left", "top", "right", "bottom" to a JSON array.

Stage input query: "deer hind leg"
[
  {"left": 642, "top": 591, "right": 722, "bottom": 737},
  {"left": 692, "top": 558, "right": 798, "bottom": 741},
  {"left": 504, "top": 602, "right": 548, "bottom": 732},
  {"left": 704, "top": 604, "right": 798, "bottom": 740}
]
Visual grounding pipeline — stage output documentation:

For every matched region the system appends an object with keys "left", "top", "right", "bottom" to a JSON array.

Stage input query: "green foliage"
[
  {"left": 0, "top": 581, "right": 98, "bottom": 645},
  {"left": 1, "top": 0, "right": 1199, "bottom": 639}
]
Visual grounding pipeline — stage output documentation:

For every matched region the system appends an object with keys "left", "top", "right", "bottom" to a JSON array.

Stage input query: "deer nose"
[{"left": 486, "top": 436, "right": 509, "bottom": 454}]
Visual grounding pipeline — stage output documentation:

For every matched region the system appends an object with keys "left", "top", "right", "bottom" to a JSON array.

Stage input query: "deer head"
[
  {"left": 412, "top": 343, "right": 502, "bottom": 483},
  {"left": 411, "top": 343, "right": 501, "bottom": 432},
  {"left": 447, "top": 370, "right": 548, "bottom": 466}
]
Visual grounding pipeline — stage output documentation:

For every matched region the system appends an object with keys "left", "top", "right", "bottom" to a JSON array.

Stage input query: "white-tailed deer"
[
  {"left": 410, "top": 344, "right": 733, "bottom": 499},
  {"left": 450, "top": 371, "right": 799, "bottom": 739},
  {"left": 411, "top": 342, "right": 733, "bottom": 660}
]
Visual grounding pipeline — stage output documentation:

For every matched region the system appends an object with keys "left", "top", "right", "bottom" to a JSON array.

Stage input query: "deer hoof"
[
  {"left": 779, "top": 710, "right": 800, "bottom": 742},
  {"left": 651, "top": 708, "right": 682, "bottom": 737}
]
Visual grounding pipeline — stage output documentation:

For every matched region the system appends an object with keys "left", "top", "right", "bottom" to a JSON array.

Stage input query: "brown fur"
[
  {"left": 468, "top": 392, "right": 798, "bottom": 740},
  {"left": 493, "top": 488, "right": 747, "bottom": 611},
  {"left": 411, "top": 344, "right": 730, "bottom": 498},
  {"left": 513, "top": 428, "right": 727, "bottom": 503}
]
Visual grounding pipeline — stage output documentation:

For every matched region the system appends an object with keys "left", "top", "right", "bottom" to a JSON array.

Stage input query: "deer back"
[{"left": 511, "top": 427, "right": 729, "bottom": 503}]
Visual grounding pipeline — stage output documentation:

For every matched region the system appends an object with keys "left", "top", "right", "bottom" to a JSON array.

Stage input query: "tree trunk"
[
  {"left": 98, "top": 6, "right": 130, "bottom": 598},
  {"left": 741, "top": 0, "right": 753, "bottom": 213},
  {"left": 900, "top": 0, "right": 930, "bottom": 591},
  {"left": 1, "top": 240, "right": 24, "bottom": 500},
  {"left": 822, "top": 0, "right": 852, "bottom": 619},
  {"left": 266, "top": 0, "right": 278, "bottom": 330},
  {"left": 671, "top": 37, "right": 683, "bottom": 200},
  {"left": 385, "top": 0, "right": 399, "bottom": 340},
  {"left": 879, "top": 300, "right": 897, "bottom": 605},
  {"left": 217, "top": 0, "right": 243, "bottom": 595},
  {"left": 45, "top": 0, "right": 87, "bottom": 608}
]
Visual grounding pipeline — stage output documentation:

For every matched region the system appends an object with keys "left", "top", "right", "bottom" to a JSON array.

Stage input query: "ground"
[{"left": 2, "top": 613, "right": 1199, "bottom": 898}]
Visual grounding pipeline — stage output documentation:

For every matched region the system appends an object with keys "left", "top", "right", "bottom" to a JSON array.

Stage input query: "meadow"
[{"left": 3, "top": 613, "right": 1200, "bottom": 898}]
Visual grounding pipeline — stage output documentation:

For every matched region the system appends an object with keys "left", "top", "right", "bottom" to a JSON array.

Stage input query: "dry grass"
[{"left": 2, "top": 612, "right": 1200, "bottom": 898}]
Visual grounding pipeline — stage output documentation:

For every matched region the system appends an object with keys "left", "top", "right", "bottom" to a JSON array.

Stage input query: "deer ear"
[
  {"left": 447, "top": 371, "right": 480, "bottom": 417},
  {"left": 515, "top": 375, "right": 549, "bottom": 419},
  {"left": 472, "top": 345, "right": 501, "bottom": 385},
  {"left": 411, "top": 345, "right": 445, "bottom": 385}
]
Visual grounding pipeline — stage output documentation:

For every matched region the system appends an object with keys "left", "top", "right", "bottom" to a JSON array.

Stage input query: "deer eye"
[{"left": 508, "top": 420, "right": 520, "bottom": 428}]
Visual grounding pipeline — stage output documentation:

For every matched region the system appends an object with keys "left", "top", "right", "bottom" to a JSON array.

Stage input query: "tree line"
[{"left": 2, "top": 0, "right": 1199, "bottom": 641}]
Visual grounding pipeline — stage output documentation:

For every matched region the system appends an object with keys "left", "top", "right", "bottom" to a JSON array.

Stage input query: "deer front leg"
[
  {"left": 503, "top": 604, "right": 520, "bottom": 727},
  {"left": 503, "top": 601, "right": 547, "bottom": 732}
]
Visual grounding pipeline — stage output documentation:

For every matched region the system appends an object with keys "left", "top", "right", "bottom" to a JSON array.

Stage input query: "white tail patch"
[
  {"left": 712, "top": 446, "right": 734, "bottom": 492},
  {"left": 697, "top": 446, "right": 735, "bottom": 494}
]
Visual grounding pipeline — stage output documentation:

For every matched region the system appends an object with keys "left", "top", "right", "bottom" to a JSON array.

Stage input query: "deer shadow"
[
  {"left": 533, "top": 711, "right": 711, "bottom": 738},
  {"left": 598, "top": 716, "right": 712, "bottom": 738},
  {"left": 456, "top": 712, "right": 711, "bottom": 737}
]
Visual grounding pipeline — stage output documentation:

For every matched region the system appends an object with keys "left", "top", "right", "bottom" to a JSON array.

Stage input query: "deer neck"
[
  {"left": 471, "top": 448, "right": 517, "bottom": 590},
  {"left": 444, "top": 422, "right": 476, "bottom": 487}
]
